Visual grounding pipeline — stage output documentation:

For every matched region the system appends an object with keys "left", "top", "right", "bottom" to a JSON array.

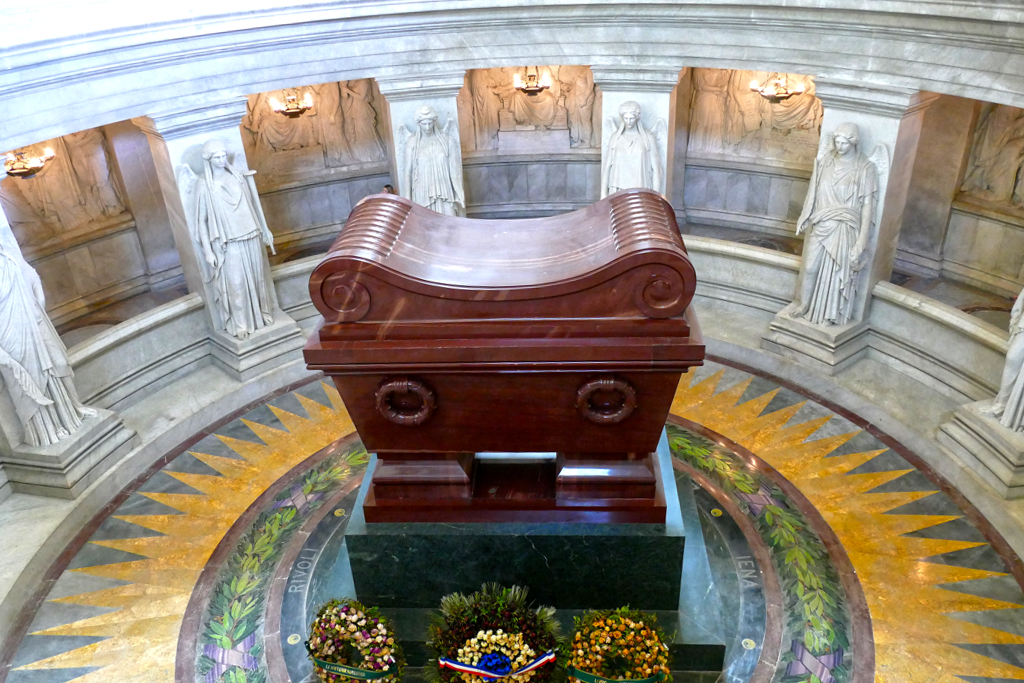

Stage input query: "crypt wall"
[{"left": 5, "top": 0, "right": 1024, "bottom": 661}]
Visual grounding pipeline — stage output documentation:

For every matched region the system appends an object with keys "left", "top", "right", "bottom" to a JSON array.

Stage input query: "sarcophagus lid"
[{"left": 305, "top": 189, "right": 703, "bottom": 374}]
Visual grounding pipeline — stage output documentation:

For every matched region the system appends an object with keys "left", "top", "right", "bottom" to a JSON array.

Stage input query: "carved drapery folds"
[
  {"left": 688, "top": 68, "right": 822, "bottom": 163},
  {"left": 243, "top": 79, "right": 388, "bottom": 174},
  {"left": 398, "top": 106, "right": 465, "bottom": 217},
  {"left": 790, "top": 123, "right": 888, "bottom": 327},
  {"left": 0, "top": 223, "right": 93, "bottom": 446},
  {"left": 178, "top": 139, "right": 276, "bottom": 339},
  {"left": 981, "top": 287, "right": 1024, "bottom": 430},
  {"left": 960, "top": 103, "right": 1024, "bottom": 210},
  {"left": 459, "top": 66, "right": 600, "bottom": 151},
  {"left": 601, "top": 101, "right": 666, "bottom": 197},
  {"left": 0, "top": 130, "right": 127, "bottom": 251}
]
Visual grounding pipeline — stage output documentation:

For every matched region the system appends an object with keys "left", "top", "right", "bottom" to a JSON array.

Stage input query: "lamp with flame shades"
[
  {"left": 5, "top": 148, "right": 56, "bottom": 179},
  {"left": 749, "top": 74, "right": 806, "bottom": 103},
  {"left": 513, "top": 67, "right": 552, "bottom": 97},
  {"left": 269, "top": 92, "right": 314, "bottom": 118}
]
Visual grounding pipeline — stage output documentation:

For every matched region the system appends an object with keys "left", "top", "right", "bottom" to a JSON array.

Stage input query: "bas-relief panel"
[
  {"left": 243, "top": 79, "right": 388, "bottom": 181},
  {"left": 0, "top": 128, "right": 150, "bottom": 324},
  {"left": 461, "top": 66, "right": 600, "bottom": 152},
  {"left": 959, "top": 102, "right": 1024, "bottom": 213},
  {"left": 687, "top": 68, "right": 822, "bottom": 165}
]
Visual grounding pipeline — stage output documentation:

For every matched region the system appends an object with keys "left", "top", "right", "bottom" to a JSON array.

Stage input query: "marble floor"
[{"left": 2, "top": 362, "right": 1024, "bottom": 683}]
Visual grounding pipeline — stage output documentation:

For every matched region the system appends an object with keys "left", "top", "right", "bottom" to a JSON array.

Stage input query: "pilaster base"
[
  {"left": 761, "top": 303, "right": 870, "bottom": 375},
  {"left": 938, "top": 401, "right": 1024, "bottom": 499},
  {"left": 209, "top": 313, "right": 304, "bottom": 382},
  {"left": 2, "top": 408, "right": 138, "bottom": 498}
]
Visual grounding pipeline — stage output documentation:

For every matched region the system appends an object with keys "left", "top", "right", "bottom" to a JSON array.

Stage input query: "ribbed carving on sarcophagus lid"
[
  {"left": 608, "top": 191, "right": 682, "bottom": 252},
  {"left": 334, "top": 197, "right": 411, "bottom": 258}
]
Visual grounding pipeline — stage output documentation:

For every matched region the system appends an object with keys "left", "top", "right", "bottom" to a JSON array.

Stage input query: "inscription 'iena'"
[{"left": 736, "top": 556, "right": 760, "bottom": 590}]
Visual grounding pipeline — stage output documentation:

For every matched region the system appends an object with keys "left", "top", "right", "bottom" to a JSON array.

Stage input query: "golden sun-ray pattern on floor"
[
  {"left": 671, "top": 366, "right": 1024, "bottom": 683},
  {"left": 7, "top": 382, "right": 356, "bottom": 683}
]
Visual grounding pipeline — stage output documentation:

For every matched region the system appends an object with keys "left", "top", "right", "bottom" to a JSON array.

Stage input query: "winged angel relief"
[
  {"left": 791, "top": 122, "right": 889, "bottom": 327},
  {"left": 601, "top": 100, "right": 667, "bottom": 197},
  {"left": 177, "top": 139, "right": 277, "bottom": 339},
  {"left": 398, "top": 106, "right": 466, "bottom": 216}
]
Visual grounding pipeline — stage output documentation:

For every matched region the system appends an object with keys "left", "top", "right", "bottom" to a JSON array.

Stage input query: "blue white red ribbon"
[{"left": 439, "top": 650, "right": 557, "bottom": 679}]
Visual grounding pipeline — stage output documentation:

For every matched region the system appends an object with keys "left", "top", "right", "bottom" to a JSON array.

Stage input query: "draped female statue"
[
  {"left": 560, "top": 65, "right": 597, "bottom": 148},
  {"left": 0, "top": 222, "right": 92, "bottom": 446},
  {"left": 180, "top": 139, "right": 276, "bottom": 339},
  {"left": 601, "top": 101, "right": 664, "bottom": 197},
  {"left": 791, "top": 123, "right": 886, "bottom": 326},
  {"left": 399, "top": 106, "right": 465, "bottom": 216},
  {"left": 340, "top": 79, "right": 387, "bottom": 163},
  {"left": 981, "top": 291, "right": 1024, "bottom": 430}
]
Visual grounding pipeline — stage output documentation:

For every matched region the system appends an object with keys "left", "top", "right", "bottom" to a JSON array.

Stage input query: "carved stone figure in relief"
[
  {"left": 244, "top": 89, "right": 319, "bottom": 153},
  {"left": 791, "top": 123, "right": 887, "bottom": 326},
  {"left": 602, "top": 101, "right": 665, "bottom": 198},
  {"left": 0, "top": 221, "right": 93, "bottom": 446},
  {"left": 64, "top": 128, "right": 125, "bottom": 220},
  {"left": 980, "top": 289, "right": 1024, "bottom": 430},
  {"left": 340, "top": 79, "right": 387, "bottom": 163},
  {"left": 689, "top": 68, "right": 732, "bottom": 154},
  {"left": 314, "top": 82, "right": 353, "bottom": 167},
  {"left": 180, "top": 140, "right": 276, "bottom": 339},
  {"left": 6, "top": 139, "right": 89, "bottom": 233},
  {"left": 399, "top": 106, "right": 465, "bottom": 217},
  {"left": 469, "top": 69, "right": 508, "bottom": 151},
  {"left": 508, "top": 67, "right": 562, "bottom": 130},
  {"left": 560, "top": 66, "right": 597, "bottom": 148},
  {"left": 960, "top": 103, "right": 1024, "bottom": 207}
]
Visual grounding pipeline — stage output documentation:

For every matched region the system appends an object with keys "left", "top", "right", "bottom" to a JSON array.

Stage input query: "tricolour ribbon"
[
  {"left": 438, "top": 650, "right": 557, "bottom": 679},
  {"left": 305, "top": 642, "right": 393, "bottom": 679},
  {"left": 567, "top": 666, "right": 665, "bottom": 683}
]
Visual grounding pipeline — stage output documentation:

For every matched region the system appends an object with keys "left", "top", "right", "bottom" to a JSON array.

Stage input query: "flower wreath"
[
  {"left": 563, "top": 608, "right": 672, "bottom": 683},
  {"left": 427, "top": 584, "right": 562, "bottom": 683},
  {"left": 307, "top": 598, "right": 405, "bottom": 683}
]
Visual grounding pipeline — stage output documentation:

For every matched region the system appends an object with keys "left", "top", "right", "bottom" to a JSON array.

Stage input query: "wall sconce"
[
  {"left": 749, "top": 74, "right": 805, "bottom": 103},
  {"left": 4, "top": 148, "right": 55, "bottom": 179},
  {"left": 269, "top": 92, "right": 314, "bottom": 118},
  {"left": 514, "top": 67, "right": 552, "bottom": 97}
]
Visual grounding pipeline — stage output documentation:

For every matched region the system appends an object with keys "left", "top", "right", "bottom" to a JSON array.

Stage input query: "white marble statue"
[
  {"left": 560, "top": 66, "right": 597, "bottom": 148},
  {"left": 0, "top": 221, "right": 93, "bottom": 446},
  {"left": 340, "top": 79, "right": 387, "bottom": 163},
  {"left": 179, "top": 139, "right": 276, "bottom": 339},
  {"left": 791, "top": 123, "right": 888, "bottom": 326},
  {"left": 960, "top": 103, "right": 1024, "bottom": 207},
  {"left": 981, "top": 291, "right": 1024, "bottom": 430},
  {"left": 689, "top": 68, "right": 732, "bottom": 154},
  {"left": 399, "top": 106, "right": 465, "bottom": 216},
  {"left": 601, "top": 101, "right": 665, "bottom": 197}
]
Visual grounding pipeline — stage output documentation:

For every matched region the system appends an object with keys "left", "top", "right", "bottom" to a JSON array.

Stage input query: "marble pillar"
[
  {"left": 133, "top": 99, "right": 303, "bottom": 381},
  {"left": 376, "top": 73, "right": 467, "bottom": 215},
  {"left": 762, "top": 81, "right": 937, "bottom": 374},
  {"left": 894, "top": 94, "right": 977, "bottom": 277},
  {"left": 104, "top": 120, "right": 185, "bottom": 291},
  {"left": 0, "top": 205, "right": 137, "bottom": 499},
  {"left": 592, "top": 66, "right": 684, "bottom": 199}
]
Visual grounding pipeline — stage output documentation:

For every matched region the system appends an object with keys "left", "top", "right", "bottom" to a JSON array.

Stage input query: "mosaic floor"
[{"left": 3, "top": 362, "right": 1024, "bottom": 683}]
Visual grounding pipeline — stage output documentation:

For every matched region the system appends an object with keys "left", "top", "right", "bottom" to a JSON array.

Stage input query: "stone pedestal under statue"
[
  {"left": 3, "top": 408, "right": 137, "bottom": 498},
  {"left": 938, "top": 401, "right": 1024, "bottom": 499},
  {"left": 762, "top": 303, "right": 870, "bottom": 375}
]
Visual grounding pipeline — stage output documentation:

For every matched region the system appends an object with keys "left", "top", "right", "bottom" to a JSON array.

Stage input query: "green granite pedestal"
[{"left": 341, "top": 434, "right": 685, "bottom": 610}]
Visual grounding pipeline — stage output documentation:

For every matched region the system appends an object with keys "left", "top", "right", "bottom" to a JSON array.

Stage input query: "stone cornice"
[
  {"left": 375, "top": 73, "right": 467, "bottom": 101},
  {"left": 132, "top": 99, "right": 250, "bottom": 140},
  {"left": 590, "top": 65, "right": 684, "bottom": 92},
  {"left": 813, "top": 78, "right": 926, "bottom": 118}
]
